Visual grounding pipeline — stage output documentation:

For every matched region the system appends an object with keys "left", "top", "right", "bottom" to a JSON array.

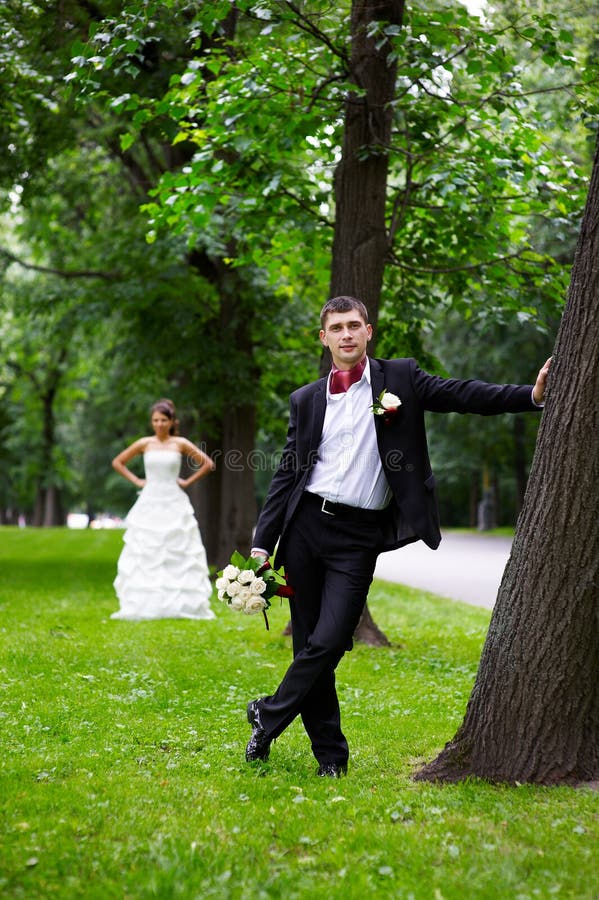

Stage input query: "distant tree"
[
  {"left": 415, "top": 137, "right": 599, "bottom": 785},
  {"left": 0, "top": 280, "right": 80, "bottom": 525}
]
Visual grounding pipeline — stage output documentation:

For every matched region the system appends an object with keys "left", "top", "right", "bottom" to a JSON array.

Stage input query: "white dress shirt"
[{"left": 306, "top": 358, "right": 391, "bottom": 510}]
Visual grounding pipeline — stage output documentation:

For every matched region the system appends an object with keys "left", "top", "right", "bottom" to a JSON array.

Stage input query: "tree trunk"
[
  {"left": 469, "top": 471, "right": 479, "bottom": 528},
  {"left": 415, "top": 139, "right": 599, "bottom": 785},
  {"left": 190, "top": 403, "right": 257, "bottom": 571},
  {"left": 43, "top": 484, "right": 64, "bottom": 527},
  {"left": 355, "top": 603, "right": 391, "bottom": 647},
  {"left": 328, "top": 0, "right": 405, "bottom": 349},
  {"left": 513, "top": 415, "right": 528, "bottom": 513},
  {"left": 33, "top": 381, "right": 66, "bottom": 527},
  {"left": 32, "top": 489, "right": 45, "bottom": 527},
  {"left": 328, "top": 0, "right": 404, "bottom": 646},
  {"left": 0, "top": 509, "right": 9, "bottom": 525},
  {"left": 492, "top": 473, "right": 500, "bottom": 528},
  {"left": 190, "top": 435, "right": 221, "bottom": 568},
  {"left": 215, "top": 401, "right": 257, "bottom": 567}
]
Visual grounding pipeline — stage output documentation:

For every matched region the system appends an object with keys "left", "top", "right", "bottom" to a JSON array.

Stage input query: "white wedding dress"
[{"left": 112, "top": 450, "right": 215, "bottom": 621}]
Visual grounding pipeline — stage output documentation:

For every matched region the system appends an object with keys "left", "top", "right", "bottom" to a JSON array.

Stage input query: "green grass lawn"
[
  {"left": 1, "top": 528, "right": 596, "bottom": 899},
  {"left": 443, "top": 527, "right": 516, "bottom": 538}
]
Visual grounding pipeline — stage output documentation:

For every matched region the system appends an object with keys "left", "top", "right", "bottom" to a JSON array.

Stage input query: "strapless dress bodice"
[{"left": 143, "top": 449, "right": 182, "bottom": 483}]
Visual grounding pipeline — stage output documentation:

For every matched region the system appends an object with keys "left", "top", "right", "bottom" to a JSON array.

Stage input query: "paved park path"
[{"left": 374, "top": 531, "right": 514, "bottom": 610}]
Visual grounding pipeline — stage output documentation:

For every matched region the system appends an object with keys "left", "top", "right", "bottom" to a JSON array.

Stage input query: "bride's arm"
[
  {"left": 176, "top": 438, "right": 216, "bottom": 488},
  {"left": 112, "top": 438, "right": 148, "bottom": 488}
]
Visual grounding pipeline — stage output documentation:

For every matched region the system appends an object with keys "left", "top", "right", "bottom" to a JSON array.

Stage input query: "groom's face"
[{"left": 320, "top": 310, "right": 372, "bottom": 370}]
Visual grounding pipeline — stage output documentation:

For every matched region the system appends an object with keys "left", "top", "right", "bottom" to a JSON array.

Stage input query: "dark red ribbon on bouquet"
[{"left": 256, "top": 561, "right": 295, "bottom": 631}]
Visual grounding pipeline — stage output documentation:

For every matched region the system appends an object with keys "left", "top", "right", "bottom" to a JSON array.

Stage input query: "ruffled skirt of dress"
[{"left": 112, "top": 483, "right": 215, "bottom": 621}]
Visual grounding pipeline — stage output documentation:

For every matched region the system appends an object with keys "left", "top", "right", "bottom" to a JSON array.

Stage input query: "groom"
[{"left": 247, "top": 295, "right": 550, "bottom": 776}]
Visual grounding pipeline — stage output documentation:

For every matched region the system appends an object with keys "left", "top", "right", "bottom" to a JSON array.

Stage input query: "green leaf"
[
  {"left": 119, "top": 132, "right": 135, "bottom": 151},
  {"left": 230, "top": 550, "right": 248, "bottom": 569}
]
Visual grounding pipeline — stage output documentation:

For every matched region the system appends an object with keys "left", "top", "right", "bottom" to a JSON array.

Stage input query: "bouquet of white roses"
[{"left": 216, "top": 551, "right": 293, "bottom": 630}]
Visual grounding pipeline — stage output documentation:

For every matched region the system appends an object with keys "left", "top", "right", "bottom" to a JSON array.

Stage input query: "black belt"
[{"left": 303, "top": 492, "right": 383, "bottom": 522}]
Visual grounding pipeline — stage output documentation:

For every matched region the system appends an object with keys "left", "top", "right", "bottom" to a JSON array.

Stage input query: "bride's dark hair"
[{"left": 151, "top": 398, "right": 180, "bottom": 435}]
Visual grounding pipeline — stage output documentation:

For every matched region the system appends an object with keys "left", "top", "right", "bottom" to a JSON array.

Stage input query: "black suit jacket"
[{"left": 253, "top": 357, "right": 538, "bottom": 565}]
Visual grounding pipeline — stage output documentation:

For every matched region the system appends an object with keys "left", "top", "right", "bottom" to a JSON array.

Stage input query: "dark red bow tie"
[{"left": 329, "top": 359, "right": 367, "bottom": 394}]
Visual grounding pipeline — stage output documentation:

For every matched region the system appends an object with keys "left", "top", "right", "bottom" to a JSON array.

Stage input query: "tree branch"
[
  {"left": 5, "top": 359, "right": 42, "bottom": 391},
  {"left": 497, "top": 76, "right": 599, "bottom": 101},
  {"left": 0, "top": 248, "right": 120, "bottom": 280},
  {"left": 388, "top": 248, "right": 549, "bottom": 275},
  {"left": 282, "top": 2, "right": 349, "bottom": 66},
  {"left": 277, "top": 185, "right": 332, "bottom": 227}
]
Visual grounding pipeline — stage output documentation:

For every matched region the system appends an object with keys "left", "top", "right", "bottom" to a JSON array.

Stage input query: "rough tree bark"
[
  {"left": 326, "top": 0, "right": 404, "bottom": 646},
  {"left": 415, "top": 139, "right": 599, "bottom": 785},
  {"left": 512, "top": 416, "right": 528, "bottom": 513}
]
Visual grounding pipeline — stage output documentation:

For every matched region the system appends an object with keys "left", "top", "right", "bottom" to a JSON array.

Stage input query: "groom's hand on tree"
[{"left": 533, "top": 357, "right": 552, "bottom": 406}]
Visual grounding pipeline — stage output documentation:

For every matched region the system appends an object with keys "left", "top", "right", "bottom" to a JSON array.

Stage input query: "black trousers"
[{"left": 258, "top": 493, "right": 383, "bottom": 766}]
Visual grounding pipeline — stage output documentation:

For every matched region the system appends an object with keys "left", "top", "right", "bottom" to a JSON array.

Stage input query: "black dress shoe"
[
  {"left": 317, "top": 762, "right": 347, "bottom": 778},
  {"left": 245, "top": 700, "right": 271, "bottom": 762}
]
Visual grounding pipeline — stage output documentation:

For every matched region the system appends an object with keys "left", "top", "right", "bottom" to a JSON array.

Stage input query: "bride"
[{"left": 110, "top": 398, "right": 216, "bottom": 621}]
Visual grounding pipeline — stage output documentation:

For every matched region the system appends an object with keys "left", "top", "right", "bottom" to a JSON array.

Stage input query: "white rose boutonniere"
[
  {"left": 372, "top": 389, "right": 401, "bottom": 424},
  {"left": 216, "top": 551, "right": 294, "bottom": 630}
]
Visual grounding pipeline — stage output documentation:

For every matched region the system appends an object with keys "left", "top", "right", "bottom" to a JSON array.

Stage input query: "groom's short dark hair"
[{"left": 320, "top": 296, "right": 369, "bottom": 328}]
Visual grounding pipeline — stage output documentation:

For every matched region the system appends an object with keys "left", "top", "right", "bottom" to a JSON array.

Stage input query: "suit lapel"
[
  {"left": 369, "top": 358, "right": 386, "bottom": 440},
  {"left": 370, "top": 357, "right": 385, "bottom": 403},
  {"left": 310, "top": 379, "right": 327, "bottom": 450}
]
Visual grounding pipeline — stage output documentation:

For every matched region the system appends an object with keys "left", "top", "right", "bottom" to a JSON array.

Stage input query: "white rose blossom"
[
  {"left": 245, "top": 595, "right": 267, "bottom": 614},
  {"left": 215, "top": 577, "right": 229, "bottom": 592},
  {"left": 230, "top": 595, "right": 245, "bottom": 611},
  {"left": 223, "top": 564, "right": 240, "bottom": 580},
  {"left": 237, "top": 586, "right": 252, "bottom": 603},
  {"left": 249, "top": 577, "right": 267, "bottom": 595},
  {"left": 226, "top": 580, "right": 241, "bottom": 596},
  {"left": 217, "top": 589, "right": 227, "bottom": 601},
  {"left": 238, "top": 569, "right": 255, "bottom": 584}
]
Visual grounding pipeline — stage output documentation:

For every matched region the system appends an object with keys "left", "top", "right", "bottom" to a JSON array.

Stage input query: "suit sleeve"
[
  {"left": 252, "top": 396, "right": 300, "bottom": 555},
  {"left": 410, "top": 361, "right": 537, "bottom": 415}
]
